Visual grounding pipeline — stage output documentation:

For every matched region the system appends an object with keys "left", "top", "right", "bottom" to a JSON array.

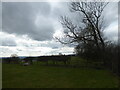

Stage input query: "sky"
[{"left": 0, "top": 1, "right": 119, "bottom": 57}]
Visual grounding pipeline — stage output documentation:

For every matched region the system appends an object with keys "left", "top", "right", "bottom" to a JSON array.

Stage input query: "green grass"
[
  {"left": 2, "top": 63, "right": 119, "bottom": 88},
  {"left": 0, "top": 63, "right": 2, "bottom": 89}
]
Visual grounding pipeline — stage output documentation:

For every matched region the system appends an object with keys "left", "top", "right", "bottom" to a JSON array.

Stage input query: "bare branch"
[{"left": 57, "top": 1, "right": 109, "bottom": 51}]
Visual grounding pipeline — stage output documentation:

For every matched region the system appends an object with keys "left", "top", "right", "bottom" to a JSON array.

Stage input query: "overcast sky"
[{"left": 0, "top": 1, "right": 118, "bottom": 57}]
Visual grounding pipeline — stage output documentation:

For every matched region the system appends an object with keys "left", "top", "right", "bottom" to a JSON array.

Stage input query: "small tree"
[
  {"left": 59, "top": 53, "right": 63, "bottom": 55},
  {"left": 10, "top": 54, "right": 20, "bottom": 64}
]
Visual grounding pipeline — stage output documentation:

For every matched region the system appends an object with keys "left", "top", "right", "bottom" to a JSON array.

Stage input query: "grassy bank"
[{"left": 2, "top": 64, "right": 119, "bottom": 88}]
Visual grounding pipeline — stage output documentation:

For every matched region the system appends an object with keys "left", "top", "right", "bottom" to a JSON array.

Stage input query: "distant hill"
[
  {"left": 0, "top": 56, "right": 26, "bottom": 59},
  {"left": 0, "top": 54, "right": 76, "bottom": 59}
]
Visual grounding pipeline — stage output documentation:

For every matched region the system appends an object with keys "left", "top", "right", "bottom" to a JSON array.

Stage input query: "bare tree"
[
  {"left": 56, "top": 2, "right": 119, "bottom": 75},
  {"left": 56, "top": 2, "right": 109, "bottom": 52}
]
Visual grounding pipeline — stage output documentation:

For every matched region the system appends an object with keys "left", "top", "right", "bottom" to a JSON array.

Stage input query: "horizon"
[{"left": 0, "top": 53, "right": 75, "bottom": 58}]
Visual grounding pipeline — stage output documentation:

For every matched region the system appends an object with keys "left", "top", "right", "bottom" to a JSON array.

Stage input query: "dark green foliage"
[
  {"left": 75, "top": 42, "right": 119, "bottom": 76},
  {"left": 10, "top": 57, "right": 20, "bottom": 64},
  {"left": 103, "top": 43, "right": 119, "bottom": 75},
  {"left": 75, "top": 43, "right": 101, "bottom": 61},
  {"left": 2, "top": 58, "right": 11, "bottom": 64},
  {"left": 37, "top": 55, "right": 71, "bottom": 65},
  {"left": 2, "top": 57, "right": 20, "bottom": 64}
]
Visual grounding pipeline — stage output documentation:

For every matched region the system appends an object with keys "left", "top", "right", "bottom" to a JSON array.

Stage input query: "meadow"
[{"left": 2, "top": 57, "right": 119, "bottom": 88}]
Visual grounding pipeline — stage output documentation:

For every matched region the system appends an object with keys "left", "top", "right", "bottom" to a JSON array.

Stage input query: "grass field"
[{"left": 2, "top": 63, "right": 119, "bottom": 88}]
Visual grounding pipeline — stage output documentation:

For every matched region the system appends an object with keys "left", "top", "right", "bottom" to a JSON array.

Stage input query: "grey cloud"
[
  {"left": 38, "top": 40, "right": 62, "bottom": 49},
  {"left": 103, "top": 2, "right": 118, "bottom": 27},
  {"left": 0, "top": 32, "right": 17, "bottom": 46},
  {"left": 0, "top": 2, "right": 1, "bottom": 29},
  {"left": 52, "top": 47, "right": 59, "bottom": 49},
  {"left": 2, "top": 38, "right": 16, "bottom": 46},
  {"left": 50, "top": 2, "right": 69, "bottom": 17},
  {"left": 2, "top": 2, "right": 118, "bottom": 45},
  {"left": 118, "top": 2, "right": 120, "bottom": 43},
  {"left": 118, "top": 1, "right": 120, "bottom": 25},
  {"left": 51, "top": 2, "right": 82, "bottom": 24},
  {"left": 2, "top": 2, "right": 54, "bottom": 41},
  {"left": 103, "top": 2, "right": 118, "bottom": 42},
  {"left": 118, "top": 1, "right": 120, "bottom": 15},
  {"left": 29, "top": 2, "right": 51, "bottom": 16}
]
